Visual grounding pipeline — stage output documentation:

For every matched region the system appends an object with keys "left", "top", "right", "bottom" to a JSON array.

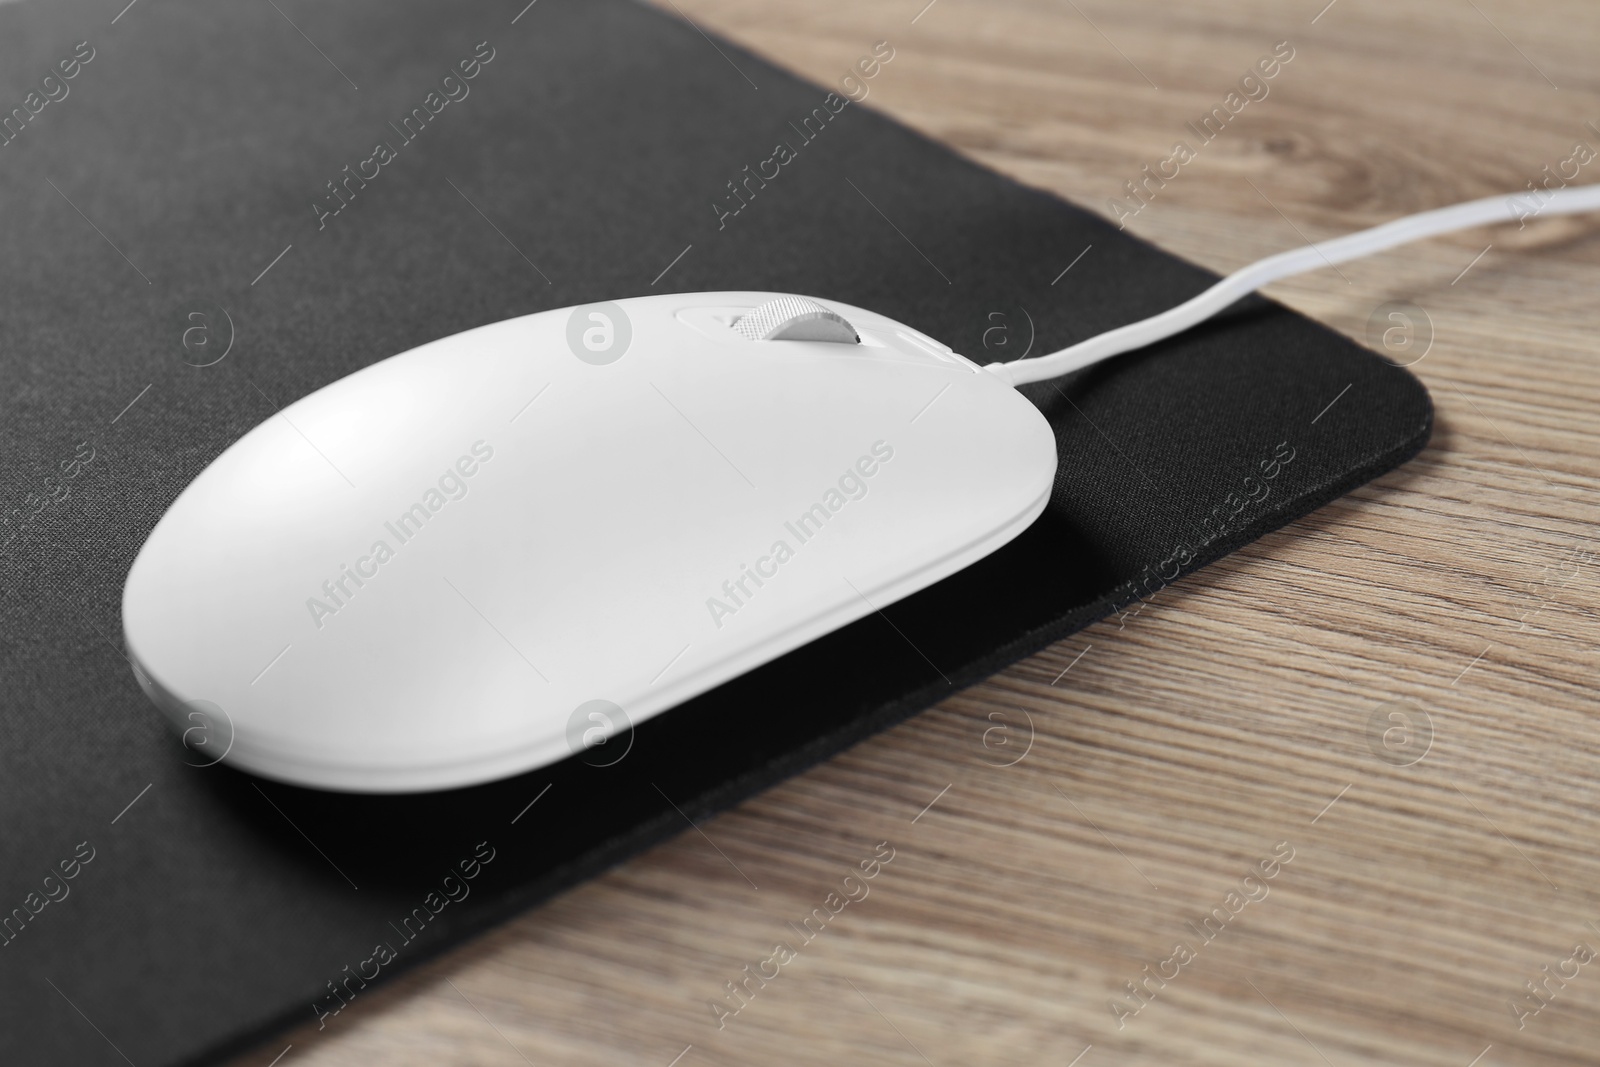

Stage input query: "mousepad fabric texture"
[{"left": 0, "top": 1, "right": 1431, "bottom": 1063}]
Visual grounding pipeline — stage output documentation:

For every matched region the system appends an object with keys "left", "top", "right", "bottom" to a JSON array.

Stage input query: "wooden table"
[{"left": 231, "top": 2, "right": 1600, "bottom": 1063}]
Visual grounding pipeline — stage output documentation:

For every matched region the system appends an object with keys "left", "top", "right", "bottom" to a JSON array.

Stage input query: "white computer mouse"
[{"left": 122, "top": 293, "right": 1058, "bottom": 791}]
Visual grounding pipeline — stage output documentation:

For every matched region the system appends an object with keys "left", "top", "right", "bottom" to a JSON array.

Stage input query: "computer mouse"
[{"left": 121, "top": 292, "right": 1058, "bottom": 792}]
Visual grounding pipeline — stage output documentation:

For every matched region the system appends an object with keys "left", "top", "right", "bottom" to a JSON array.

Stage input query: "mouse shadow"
[
  {"left": 181, "top": 732, "right": 672, "bottom": 895},
  {"left": 176, "top": 505, "right": 1123, "bottom": 897}
]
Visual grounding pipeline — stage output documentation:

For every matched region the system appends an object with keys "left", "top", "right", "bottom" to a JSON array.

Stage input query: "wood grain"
[{"left": 228, "top": 2, "right": 1600, "bottom": 1064}]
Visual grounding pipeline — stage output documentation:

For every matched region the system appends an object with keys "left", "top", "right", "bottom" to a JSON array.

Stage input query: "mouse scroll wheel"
[{"left": 732, "top": 297, "right": 859, "bottom": 344}]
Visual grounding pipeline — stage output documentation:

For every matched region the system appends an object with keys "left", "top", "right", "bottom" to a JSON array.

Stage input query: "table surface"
[{"left": 228, "top": 2, "right": 1600, "bottom": 1064}]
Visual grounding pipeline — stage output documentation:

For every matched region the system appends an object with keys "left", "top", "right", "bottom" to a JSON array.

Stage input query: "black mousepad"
[{"left": 0, "top": 1, "right": 1431, "bottom": 1063}]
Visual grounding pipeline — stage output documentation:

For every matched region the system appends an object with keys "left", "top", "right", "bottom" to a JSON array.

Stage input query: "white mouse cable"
[{"left": 987, "top": 184, "right": 1600, "bottom": 387}]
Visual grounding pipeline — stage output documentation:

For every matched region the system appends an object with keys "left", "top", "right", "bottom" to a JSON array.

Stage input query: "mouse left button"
[{"left": 732, "top": 297, "right": 859, "bottom": 343}]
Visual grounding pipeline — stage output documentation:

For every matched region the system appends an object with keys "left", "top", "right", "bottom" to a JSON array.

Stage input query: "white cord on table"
[{"left": 986, "top": 184, "right": 1600, "bottom": 387}]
